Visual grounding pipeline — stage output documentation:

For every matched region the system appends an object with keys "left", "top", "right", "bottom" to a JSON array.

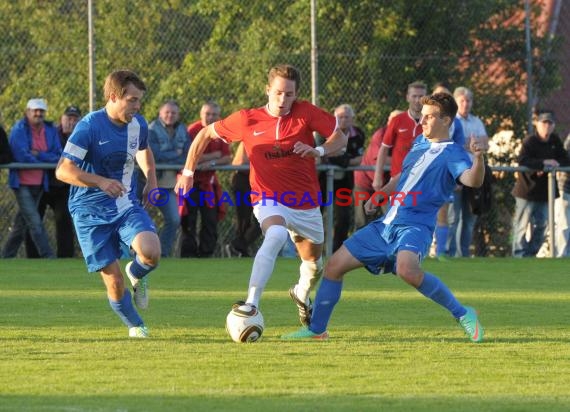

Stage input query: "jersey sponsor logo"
[
  {"left": 264, "top": 147, "right": 295, "bottom": 160},
  {"left": 253, "top": 130, "right": 266, "bottom": 136},
  {"left": 98, "top": 140, "right": 110, "bottom": 145}
]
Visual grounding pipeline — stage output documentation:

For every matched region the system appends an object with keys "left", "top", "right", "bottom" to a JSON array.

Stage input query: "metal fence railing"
[{"left": 1, "top": 163, "right": 566, "bottom": 259}]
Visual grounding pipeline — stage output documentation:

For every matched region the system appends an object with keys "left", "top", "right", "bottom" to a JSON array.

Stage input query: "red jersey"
[
  {"left": 354, "top": 126, "right": 388, "bottom": 190},
  {"left": 213, "top": 100, "right": 337, "bottom": 209},
  {"left": 382, "top": 111, "right": 422, "bottom": 176},
  {"left": 187, "top": 120, "right": 231, "bottom": 190},
  {"left": 187, "top": 120, "right": 204, "bottom": 140}
]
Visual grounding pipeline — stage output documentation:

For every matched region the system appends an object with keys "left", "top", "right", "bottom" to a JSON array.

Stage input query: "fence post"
[
  {"left": 548, "top": 170, "right": 556, "bottom": 257},
  {"left": 325, "top": 166, "right": 335, "bottom": 257},
  {"left": 310, "top": 0, "right": 318, "bottom": 106},
  {"left": 88, "top": 0, "right": 96, "bottom": 112}
]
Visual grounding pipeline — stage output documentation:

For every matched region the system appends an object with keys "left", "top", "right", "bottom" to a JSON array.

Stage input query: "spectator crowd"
[{"left": 1, "top": 84, "right": 569, "bottom": 260}]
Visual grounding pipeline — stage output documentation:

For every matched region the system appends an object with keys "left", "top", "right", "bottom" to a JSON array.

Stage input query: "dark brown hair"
[
  {"left": 421, "top": 93, "right": 458, "bottom": 120},
  {"left": 104, "top": 70, "right": 147, "bottom": 101}
]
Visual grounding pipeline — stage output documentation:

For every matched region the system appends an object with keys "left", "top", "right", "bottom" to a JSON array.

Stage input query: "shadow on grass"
[{"left": 1, "top": 394, "right": 569, "bottom": 412}]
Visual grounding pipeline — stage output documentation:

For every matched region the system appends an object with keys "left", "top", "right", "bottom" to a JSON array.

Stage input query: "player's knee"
[
  {"left": 262, "top": 225, "right": 289, "bottom": 250},
  {"left": 137, "top": 244, "right": 161, "bottom": 266},
  {"left": 323, "top": 256, "right": 345, "bottom": 281},
  {"left": 395, "top": 261, "right": 422, "bottom": 286}
]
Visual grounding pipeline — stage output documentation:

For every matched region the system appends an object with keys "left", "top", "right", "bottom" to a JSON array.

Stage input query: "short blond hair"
[{"left": 268, "top": 64, "right": 301, "bottom": 92}]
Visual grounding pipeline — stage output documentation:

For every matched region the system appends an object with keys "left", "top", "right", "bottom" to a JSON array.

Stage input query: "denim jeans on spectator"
[
  {"left": 157, "top": 190, "right": 180, "bottom": 257},
  {"left": 511, "top": 196, "right": 548, "bottom": 257},
  {"left": 2, "top": 185, "right": 55, "bottom": 258},
  {"left": 448, "top": 188, "right": 477, "bottom": 257}
]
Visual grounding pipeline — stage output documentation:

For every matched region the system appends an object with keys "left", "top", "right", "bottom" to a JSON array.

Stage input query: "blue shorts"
[
  {"left": 344, "top": 221, "right": 432, "bottom": 275},
  {"left": 72, "top": 205, "right": 156, "bottom": 272}
]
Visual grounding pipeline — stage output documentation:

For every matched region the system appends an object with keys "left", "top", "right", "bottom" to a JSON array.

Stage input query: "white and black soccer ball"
[{"left": 226, "top": 303, "right": 264, "bottom": 343}]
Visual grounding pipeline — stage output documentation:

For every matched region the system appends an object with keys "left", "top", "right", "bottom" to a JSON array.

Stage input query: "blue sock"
[
  {"left": 417, "top": 272, "right": 466, "bottom": 318},
  {"left": 310, "top": 278, "right": 343, "bottom": 334},
  {"left": 108, "top": 289, "right": 143, "bottom": 328},
  {"left": 435, "top": 226, "right": 449, "bottom": 256},
  {"left": 129, "top": 254, "right": 156, "bottom": 279}
]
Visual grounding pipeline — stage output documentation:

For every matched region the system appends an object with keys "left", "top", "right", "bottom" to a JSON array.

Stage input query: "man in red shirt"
[
  {"left": 175, "top": 64, "right": 347, "bottom": 327},
  {"left": 180, "top": 101, "right": 231, "bottom": 258},
  {"left": 372, "top": 81, "right": 426, "bottom": 192}
]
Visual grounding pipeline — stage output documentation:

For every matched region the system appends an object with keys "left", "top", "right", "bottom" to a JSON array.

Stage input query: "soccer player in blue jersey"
[
  {"left": 55, "top": 70, "right": 160, "bottom": 338},
  {"left": 282, "top": 92, "right": 486, "bottom": 343}
]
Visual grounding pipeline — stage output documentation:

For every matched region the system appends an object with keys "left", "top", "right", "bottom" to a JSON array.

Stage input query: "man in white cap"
[
  {"left": 25, "top": 105, "right": 83, "bottom": 258},
  {"left": 2, "top": 98, "right": 62, "bottom": 258}
]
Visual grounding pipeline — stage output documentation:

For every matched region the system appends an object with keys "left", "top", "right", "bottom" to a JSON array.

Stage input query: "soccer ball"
[{"left": 225, "top": 303, "right": 264, "bottom": 343}]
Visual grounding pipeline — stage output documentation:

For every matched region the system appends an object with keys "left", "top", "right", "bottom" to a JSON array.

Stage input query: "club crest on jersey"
[
  {"left": 129, "top": 138, "right": 138, "bottom": 150},
  {"left": 429, "top": 146, "right": 443, "bottom": 155}
]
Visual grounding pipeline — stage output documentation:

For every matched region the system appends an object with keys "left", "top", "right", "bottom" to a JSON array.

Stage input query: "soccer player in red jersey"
[
  {"left": 372, "top": 81, "right": 427, "bottom": 192},
  {"left": 175, "top": 64, "right": 347, "bottom": 326}
]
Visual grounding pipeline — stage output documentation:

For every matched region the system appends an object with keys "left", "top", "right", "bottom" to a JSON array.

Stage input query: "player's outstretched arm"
[
  {"left": 174, "top": 125, "right": 217, "bottom": 194},
  {"left": 459, "top": 142, "right": 486, "bottom": 188},
  {"left": 293, "top": 128, "right": 347, "bottom": 158},
  {"left": 372, "top": 145, "right": 390, "bottom": 191},
  {"left": 364, "top": 173, "right": 400, "bottom": 215},
  {"left": 322, "top": 128, "right": 348, "bottom": 156}
]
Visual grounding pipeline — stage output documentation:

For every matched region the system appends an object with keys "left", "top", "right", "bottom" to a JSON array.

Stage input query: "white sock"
[
  {"left": 246, "top": 225, "right": 288, "bottom": 307},
  {"left": 295, "top": 257, "right": 323, "bottom": 304}
]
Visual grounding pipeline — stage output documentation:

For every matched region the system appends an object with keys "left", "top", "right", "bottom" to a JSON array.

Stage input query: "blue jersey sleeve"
[
  {"left": 447, "top": 145, "right": 472, "bottom": 181},
  {"left": 62, "top": 120, "right": 91, "bottom": 165}
]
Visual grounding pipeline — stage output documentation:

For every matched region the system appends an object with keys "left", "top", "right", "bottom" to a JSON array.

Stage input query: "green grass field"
[{"left": 1, "top": 257, "right": 569, "bottom": 411}]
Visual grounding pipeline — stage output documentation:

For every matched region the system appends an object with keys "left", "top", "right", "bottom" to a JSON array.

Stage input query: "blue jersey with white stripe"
[
  {"left": 62, "top": 108, "right": 148, "bottom": 215},
  {"left": 382, "top": 138, "right": 472, "bottom": 231}
]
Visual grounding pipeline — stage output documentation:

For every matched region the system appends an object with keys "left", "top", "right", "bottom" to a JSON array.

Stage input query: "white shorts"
[{"left": 253, "top": 201, "right": 324, "bottom": 244}]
